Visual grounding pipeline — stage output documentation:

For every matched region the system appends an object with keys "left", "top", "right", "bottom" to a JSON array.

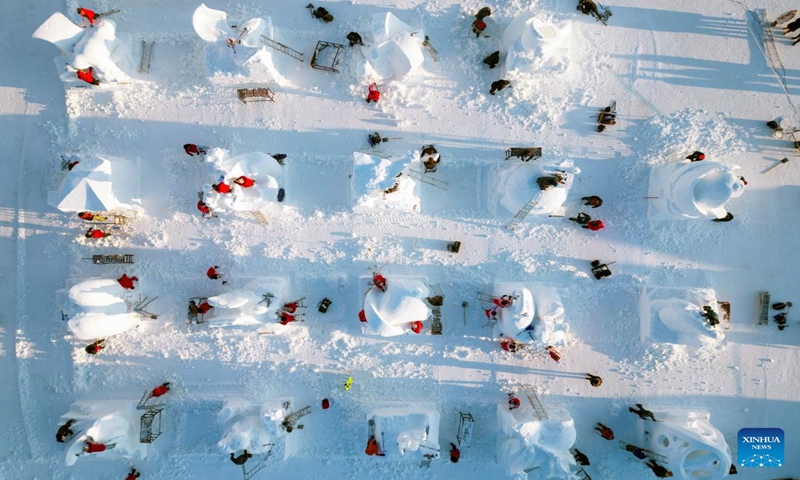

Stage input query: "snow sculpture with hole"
[{"left": 33, "top": 12, "right": 133, "bottom": 85}]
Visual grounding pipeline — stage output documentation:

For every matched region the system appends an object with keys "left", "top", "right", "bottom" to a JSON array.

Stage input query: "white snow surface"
[
  {"left": 5, "top": 0, "right": 800, "bottom": 479},
  {"left": 63, "top": 278, "right": 142, "bottom": 340},
  {"left": 47, "top": 154, "right": 143, "bottom": 213},
  {"left": 352, "top": 150, "right": 421, "bottom": 212}
]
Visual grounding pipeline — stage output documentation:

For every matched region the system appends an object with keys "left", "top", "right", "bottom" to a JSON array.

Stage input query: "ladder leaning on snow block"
[
  {"left": 251, "top": 211, "right": 269, "bottom": 224},
  {"left": 757, "top": 291, "right": 770, "bottom": 325},
  {"left": 505, "top": 147, "right": 542, "bottom": 162},
  {"left": 506, "top": 197, "right": 539, "bottom": 230},
  {"left": 237, "top": 88, "right": 275, "bottom": 103},
  {"left": 405, "top": 168, "right": 449, "bottom": 190},
  {"left": 139, "top": 407, "right": 164, "bottom": 443},
  {"left": 138, "top": 40, "right": 154, "bottom": 74},
  {"left": 524, "top": 388, "right": 548, "bottom": 421}
]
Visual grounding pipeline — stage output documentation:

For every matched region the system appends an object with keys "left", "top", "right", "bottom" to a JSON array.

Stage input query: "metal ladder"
[
  {"left": 477, "top": 292, "right": 495, "bottom": 303},
  {"left": 524, "top": 389, "right": 548, "bottom": 421},
  {"left": 242, "top": 445, "right": 273, "bottom": 480},
  {"left": 427, "top": 284, "right": 443, "bottom": 334},
  {"left": 405, "top": 168, "right": 449, "bottom": 190},
  {"left": 284, "top": 406, "right": 311, "bottom": 426},
  {"left": 139, "top": 40, "right": 154, "bottom": 74},
  {"left": 457, "top": 412, "right": 474, "bottom": 447},
  {"left": 757, "top": 291, "right": 770, "bottom": 325},
  {"left": 139, "top": 407, "right": 163, "bottom": 443},
  {"left": 251, "top": 211, "right": 269, "bottom": 224},
  {"left": 505, "top": 197, "right": 539, "bottom": 230},
  {"left": 260, "top": 36, "right": 304, "bottom": 61}
]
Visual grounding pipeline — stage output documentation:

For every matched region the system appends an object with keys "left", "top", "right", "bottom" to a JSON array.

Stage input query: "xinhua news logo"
[{"left": 738, "top": 428, "right": 784, "bottom": 468}]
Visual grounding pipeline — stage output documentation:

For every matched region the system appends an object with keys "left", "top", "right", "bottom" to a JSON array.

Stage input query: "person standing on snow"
[
  {"left": 85, "top": 227, "right": 110, "bottom": 238},
  {"left": 586, "top": 373, "right": 603, "bottom": 387},
  {"left": 347, "top": 32, "right": 363, "bottom": 47},
  {"left": 117, "top": 274, "right": 139, "bottom": 290},
  {"left": 56, "top": 419, "right": 77, "bottom": 442},
  {"left": 77, "top": 7, "right": 97, "bottom": 26},
  {"left": 629, "top": 403, "right": 658, "bottom": 421},
  {"left": 501, "top": 339, "right": 519, "bottom": 352},
  {"left": 124, "top": 467, "right": 141, "bottom": 479},
  {"left": 508, "top": 393, "right": 521, "bottom": 410},
  {"left": 572, "top": 449, "right": 590, "bottom": 466},
  {"left": 624, "top": 443, "right": 648, "bottom": 460},
  {"left": 582, "top": 196, "right": 603, "bottom": 208},
  {"left": 483, "top": 51, "right": 500, "bottom": 68},
  {"left": 372, "top": 274, "right": 387, "bottom": 292},
  {"left": 449, "top": 443, "right": 461, "bottom": 463},
  {"left": 569, "top": 212, "right": 592, "bottom": 226},
  {"left": 183, "top": 144, "right": 206, "bottom": 156},
  {"left": 212, "top": 182, "right": 231, "bottom": 194},
  {"left": 577, "top": 0, "right": 602, "bottom": 21},
  {"left": 545, "top": 345, "right": 562, "bottom": 362},
  {"left": 472, "top": 18, "right": 487, "bottom": 37},
  {"left": 584, "top": 219, "right": 605, "bottom": 231},
  {"left": 230, "top": 450, "right": 253, "bottom": 465},
  {"left": 150, "top": 382, "right": 171, "bottom": 398},
  {"left": 595, "top": 423, "right": 614, "bottom": 440},
  {"left": 647, "top": 459, "right": 674, "bottom": 478},
  {"left": 490, "top": 79, "right": 511, "bottom": 95},
  {"left": 686, "top": 151, "right": 705, "bottom": 162},
  {"left": 77, "top": 67, "right": 100, "bottom": 85},
  {"left": 278, "top": 311, "right": 297, "bottom": 325},
  {"left": 85, "top": 339, "right": 105, "bottom": 355},
  {"left": 366, "top": 83, "right": 381, "bottom": 103},
  {"left": 206, "top": 266, "right": 229, "bottom": 285},
  {"left": 233, "top": 176, "right": 256, "bottom": 188},
  {"left": 196, "top": 200, "right": 215, "bottom": 218}
]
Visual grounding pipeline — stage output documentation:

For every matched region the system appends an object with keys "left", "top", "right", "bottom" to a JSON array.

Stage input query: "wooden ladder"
[{"left": 251, "top": 211, "right": 269, "bottom": 224}]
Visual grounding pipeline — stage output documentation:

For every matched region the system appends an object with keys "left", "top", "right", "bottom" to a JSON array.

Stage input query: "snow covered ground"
[{"left": 3, "top": 0, "right": 800, "bottom": 479}]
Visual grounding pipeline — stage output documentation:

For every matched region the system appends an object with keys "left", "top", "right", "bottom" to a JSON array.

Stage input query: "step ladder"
[
  {"left": 575, "top": 467, "right": 592, "bottom": 480},
  {"left": 505, "top": 197, "right": 539, "bottom": 230},
  {"left": 456, "top": 412, "right": 474, "bottom": 447},
  {"left": 138, "top": 40, "right": 154, "bottom": 74},
  {"left": 260, "top": 36, "right": 304, "bottom": 62},
  {"left": 139, "top": 407, "right": 163, "bottom": 443},
  {"left": 524, "top": 389, "right": 548, "bottom": 420},
  {"left": 405, "top": 168, "right": 449, "bottom": 190},
  {"left": 757, "top": 291, "right": 770, "bottom": 325},
  {"left": 251, "top": 211, "right": 269, "bottom": 224},
  {"left": 133, "top": 295, "right": 158, "bottom": 319},
  {"left": 242, "top": 446, "right": 273, "bottom": 480}
]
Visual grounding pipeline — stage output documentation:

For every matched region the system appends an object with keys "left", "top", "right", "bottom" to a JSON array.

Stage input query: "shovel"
[{"left": 764, "top": 157, "right": 789, "bottom": 174}]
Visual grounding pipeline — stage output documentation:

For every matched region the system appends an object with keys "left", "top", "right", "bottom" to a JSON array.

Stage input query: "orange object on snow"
[
  {"left": 546, "top": 346, "right": 562, "bottom": 362},
  {"left": 366, "top": 83, "right": 381, "bottom": 103},
  {"left": 365, "top": 437, "right": 382, "bottom": 456},
  {"left": 83, "top": 441, "right": 106, "bottom": 453},
  {"left": 85, "top": 228, "right": 107, "bottom": 238},
  {"left": 279, "top": 312, "right": 296, "bottom": 325}
]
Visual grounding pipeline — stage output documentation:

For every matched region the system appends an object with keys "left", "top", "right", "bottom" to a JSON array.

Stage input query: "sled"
[
  {"left": 504, "top": 147, "right": 542, "bottom": 162},
  {"left": 446, "top": 240, "right": 461, "bottom": 253},
  {"left": 591, "top": 260, "right": 613, "bottom": 280},
  {"left": 237, "top": 87, "right": 275, "bottom": 103},
  {"left": 260, "top": 35, "right": 304, "bottom": 62},
  {"left": 456, "top": 412, "right": 474, "bottom": 447},
  {"left": 757, "top": 291, "right": 770, "bottom": 325}
]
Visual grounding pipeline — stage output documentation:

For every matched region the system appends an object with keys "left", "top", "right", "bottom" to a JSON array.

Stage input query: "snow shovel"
[
  {"left": 462, "top": 301, "right": 468, "bottom": 324},
  {"left": 764, "top": 157, "right": 789, "bottom": 174}
]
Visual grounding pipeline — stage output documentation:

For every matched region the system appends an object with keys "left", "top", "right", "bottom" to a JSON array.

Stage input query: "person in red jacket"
[
  {"left": 77, "top": 67, "right": 100, "bottom": 85},
  {"left": 197, "top": 301, "right": 212, "bottom": 315},
  {"left": 410, "top": 321, "right": 423, "bottom": 334},
  {"left": 545, "top": 345, "right": 561, "bottom": 362},
  {"left": 595, "top": 423, "right": 614, "bottom": 440},
  {"left": 85, "top": 227, "right": 109, "bottom": 238},
  {"left": 117, "top": 274, "right": 138, "bottom": 290},
  {"left": 449, "top": 443, "right": 461, "bottom": 463},
  {"left": 125, "top": 467, "right": 141, "bottom": 479},
  {"left": 150, "top": 382, "right": 170, "bottom": 398},
  {"left": 501, "top": 339, "right": 519, "bottom": 352},
  {"left": 83, "top": 437, "right": 116, "bottom": 453},
  {"left": 234, "top": 176, "right": 256, "bottom": 188},
  {"left": 508, "top": 393, "right": 521, "bottom": 410},
  {"left": 472, "top": 19, "right": 487, "bottom": 37},
  {"left": 85, "top": 339, "right": 105, "bottom": 355},
  {"left": 283, "top": 302, "right": 298, "bottom": 314},
  {"left": 584, "top": 220, "right": 605, "bottom": 231},
  {"left": 77, "top": 7, "right": 97, "bottom": 26},
  {"left": 206, "top": 266, "right": 228, "bottom": 285},
  {"left": 212, "top": 182, "right": 231, "bottom": 194},
  {"left": 278, "top": 312, "right": 296, "bottom": 325},
  {"left": 366, "top": 83, "right": 381, "bottom": 103},
  {"left": 493, "top": 294, "right": 513, "bottom": 308},
  {"left": 196, "top": 200, "right": 216, "bottom": 218},
  {"left": 372, "top": 274, "right": 387, "bottom": 292},
  {"left": 183, "top": 144, "right": 206, "bottom": 156}
]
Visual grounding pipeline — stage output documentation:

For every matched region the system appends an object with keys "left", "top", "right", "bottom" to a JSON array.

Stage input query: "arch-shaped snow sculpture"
[
  {"left": 192, "top": 3, "right": 228, "bottom": 43},
  {"left": 32, "top": 12, "right": 85, "bottom": 56}
]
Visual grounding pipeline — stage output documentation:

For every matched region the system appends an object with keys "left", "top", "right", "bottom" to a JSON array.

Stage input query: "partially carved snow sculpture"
[
  {"left": 33, "top": 13, "right": 133, "bottom": 84},
  {"left": 496, "top": 287, "right": 535, "bottom": 339},
  {"left": 644, "top": 410, "right": 732, "bottom": 480},
  {"left": 48, "top": 154, "right": 143, "bottom": 213},
  {"left": 62, "top": 278, "right": 141, "bottom": 340},
  {"left": 367, "top": 403, "right": 440, "bottom": 459},
  {"left": 352, "top": 151, "right": 421, "bottom": 212},
  {"left": 640, "top": 287, "right": 724, "bottom": 346},
  {"left": 203, "top": 148, "right": 285, "bottom": 214},
  {"left": 364, "top": 13, "right": 426, "bottom": 82},
  {"left": 362, "top": 277, "right": 431, "bottom": 337},
  {"left": 493, "top": 283, "right": 570, "bottom": 346},
  {"left": 192, "top": 4, "right": 286, "bottom": 84},
  {"left": 496, "top": 402, "right": 576, "bottom": 479},
  {"left": 502, "top": 16, "right": 573, "bottom": 79},
  {"left": 647, "top": 161, "right": 745, "bottom": 219},
  {"left": 497, "top": 163, "right": 580, "bottom": 218},
  {"left": 218, "top": 397, "right": 300, "bottom": 460},
  {"left": 206, "top": 277, "right": 288, "bottom": 328},
  {"left": 62, "top": 399, "right": 146, "bottom": 466}
]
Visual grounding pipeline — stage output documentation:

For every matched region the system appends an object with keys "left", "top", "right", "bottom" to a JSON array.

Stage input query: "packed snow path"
[{"left": 3, "top": 0, "right": 800, "bottom": 479}]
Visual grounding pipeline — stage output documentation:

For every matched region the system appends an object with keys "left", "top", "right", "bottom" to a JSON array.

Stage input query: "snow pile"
[
  {"left": 352, "top": 151, "right": 421, "bottom": 212},
  {"left": 217, "top": 397, "right": 299, "bottom": 460},
  {"left": 364, "top": 13, "right": 427, "bottom": 82},
  {"left": 206, "top": 277, "right": 288, "bottom": 328},
  {"left": 502, "top": 16, "right": 574, "bottom": 80},
  {"left": 48, "top": 154, "right": 143, "bottom": 213},
  {"left": 192, "top": 4, "right": 287, "bottom": 85},
  {"left": 362, "top": 277, "right": 431, "bottom": 337},
  {"left": 368, "top": 403, "right": 439, "bottom": 458},
  {"left": 640, "top": 287, "right": 724, "bottom": 347},
  {"left": 33, "top": 13, "right": 132, "bottom": 84},
  {"left": 496, "top": 163, "right": 580, "bottom": 217},
  {"left": 647, "top": 161, "right": 745, "bottom": 219},
  {"left": 496, "top": 402, "right": 576, "bottom": 479},
  {"left": 61, "top": 278, "right": 141, "bottom": 340},
  {"left": 644, "top": 410, "right": 732, "bottom": 480},
  {"left": 62, "top": 400, "right": 146, "bottom": 466},
  {"left": 203, "top": 148, "right": 285, "bottom": 214},
  {"left": 493, "top": 283, "right": 570, "bottom": 346}
]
